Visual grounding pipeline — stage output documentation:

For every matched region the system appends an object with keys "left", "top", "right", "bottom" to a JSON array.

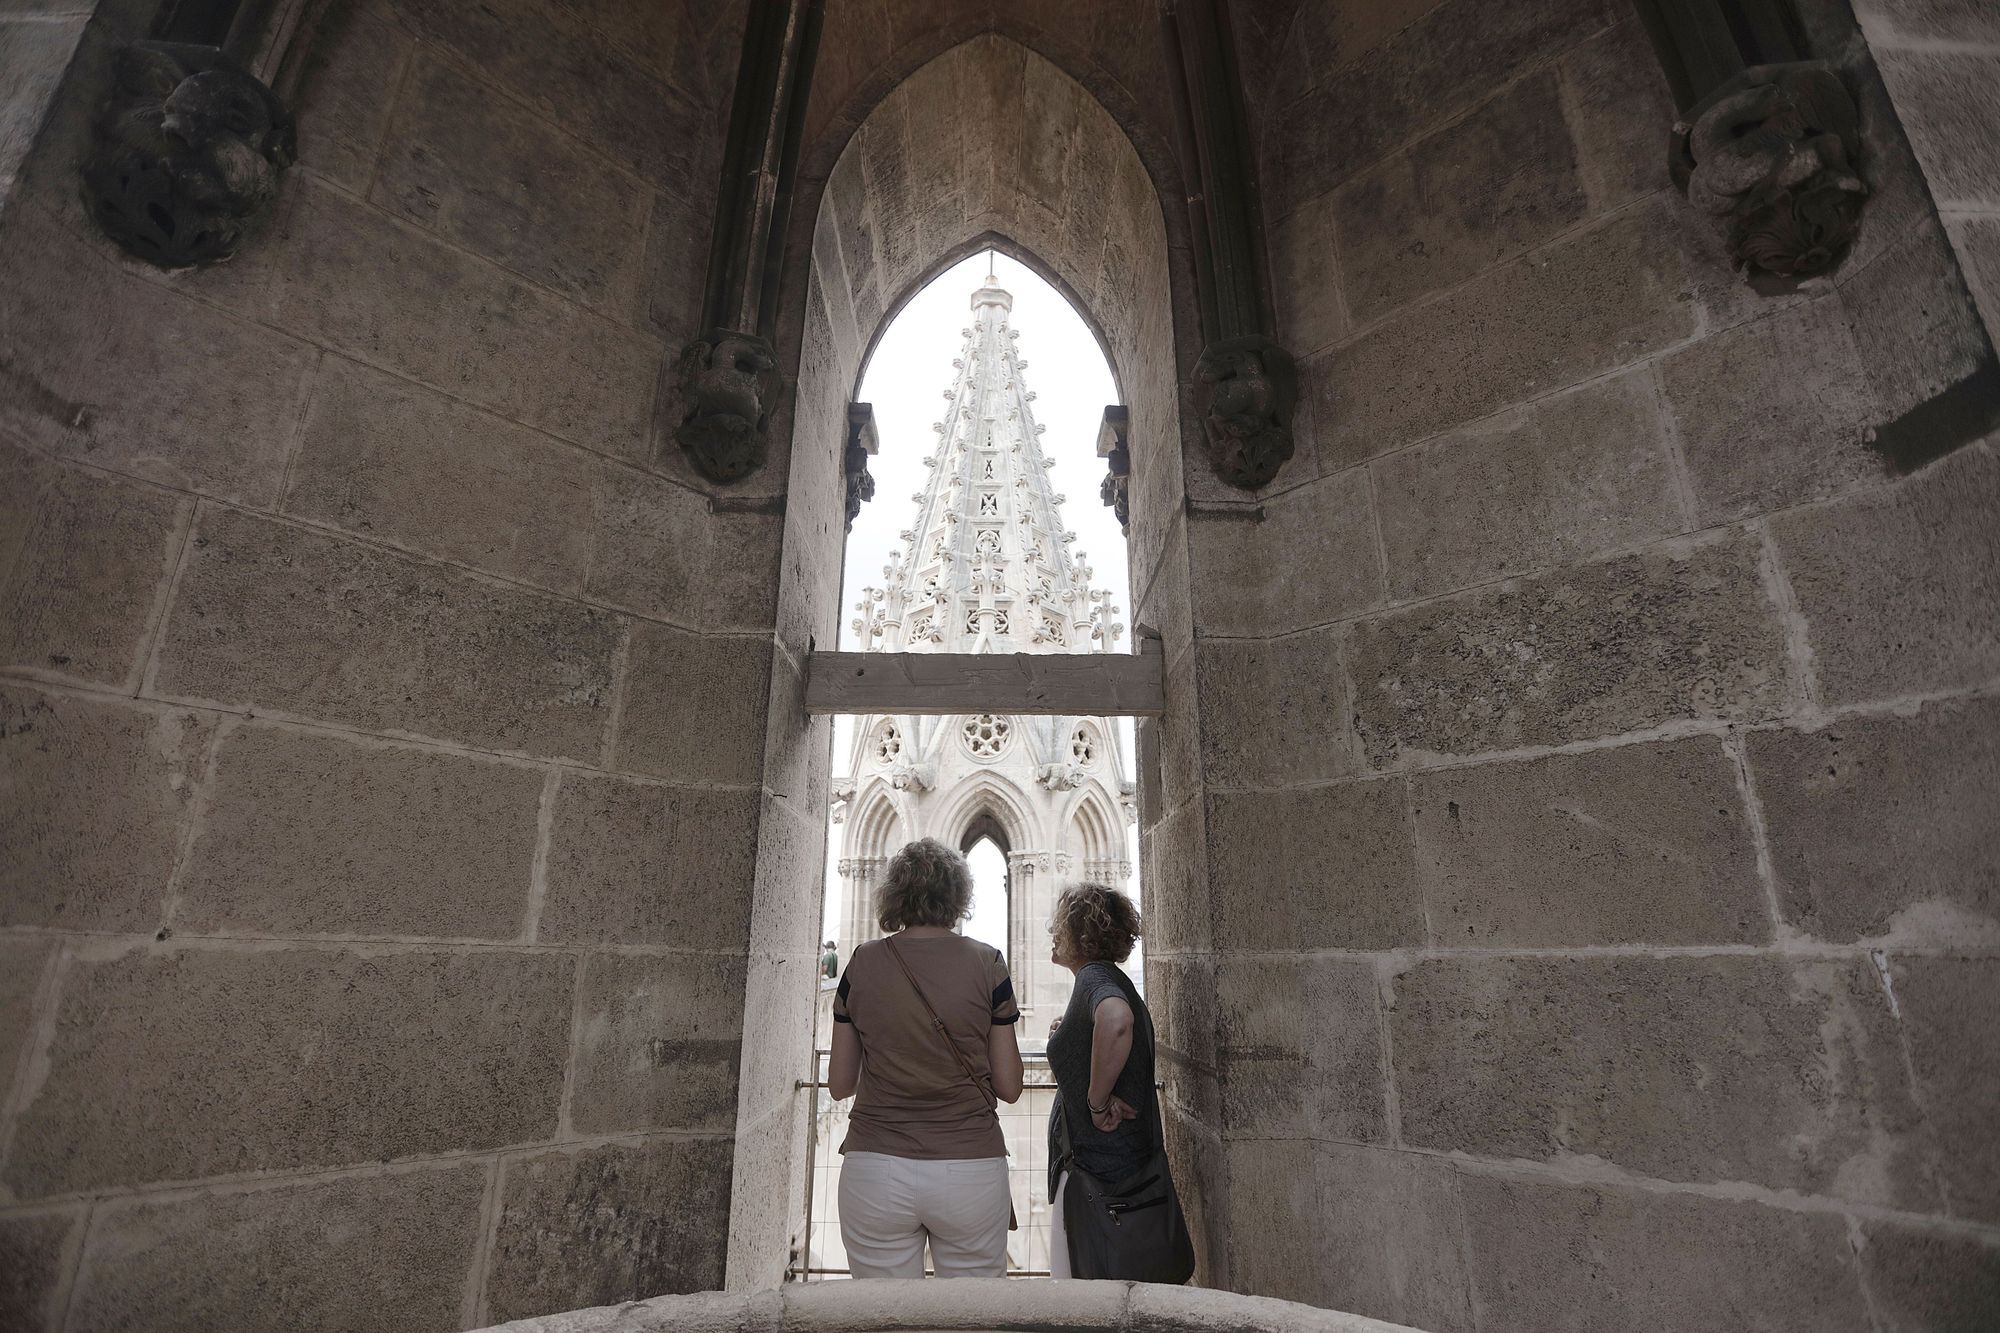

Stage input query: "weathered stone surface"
[
  {"left": 641, "top": 188, "right": 712, "bottom": 345},
  {"left": 0, "top": 208, "right": 313, "bottom": 506},
  {"left": 1887, "top": 956, "right": 2000, "bottom": 1221},
  {"left": 6, "top": 946, "right": 572, "bottom": 1196},
  {"left": 1860, "top": 1221, "right": 2000, "bottom": 1332},
  {"left": 1268, "top": 191, "right": 1347, "bottom": 357},
  {"left": 1460, "top": 1175, "right": 1871, "bottom": 1332},
  {"left": 1188, "top": 471, "right": 1382, "bottom": 636},
  {"left": 1411, "top": 737, "right": 1766, "bottom": 946},
  {"left": 0, "top": 443, "right": 183, "bottom": 686},
  {"left": 1315, "top": 199, "right": 1698, "bottom": 467},
  {"left": 1947, "top": 214, "right": 2000, "bottom": 346},
  {"left": 0, "top": 17, "right": 86, "bottom": 197},
  {"left": 582, "top": 468, "right": 713, "bottom": 623},
  {"left": 1304, "top": 1142, "right": 1476, "bottom": 1333},
  {"left": 155, "top": 507, "right": 620, "bottom": 759},
  {"left": 1215, "top": 956, "right": 1386, "bottom": 1143},
  {"left": 615, "top": 625, "right": 773, "bottom": 785},
  {"left": 1334, "top": 71, "right": 1588, "bottom": 324},
  {"left": 1194, "top": 628, "right": 1357, "bottom": 787},
  {"left": 538, "top": 772, "right": 757, "bottom": 947},
  {"left": 375, "top": 55, "right": 648, "bottom": 315},
  {"left": 1836, "top": 219, "right": 1992, "bottom": 424},
  {"left": 264, "top": 180, "right": 659, "bottom": 457},
  {"left": 1659, "top": 297, "right": 1881, "bottom": 525},
  {"left": 1873, "top": 48, "right": 2000, "bottom": 209},
  {"left": 1350, "top": 533, "right": 1790, "bottom": 765},
  {"left": 570, "top": 952, "right": 745, "bottom": 1135},
  {"left": 0, "top": 1208, "right": 74, "bottom": 1333},
  {"left": 179, "top": 724, "right": 544, "bottom": 939},
  {"left": 1206, "top": 780, "right": 1422, "bottom": 950},
  {"left": 67, "top": 1165, "right": 486, "bottom": 1333},
  {"left": 1391, "top": 955, "right": 1929, "bottom": 1205},
  {"left": 0, "top": 935, "right": 52, "bottom": 1103},
  {"left": 484, "top": 1137, "right": 733, "bottom": 1324},
  {"left": 1770, "top": 443, "right": 2000, "bottom": 706},
  {"left": 1144, "top": 796, "right": 1210, "bottom": 957},
  {"left": 0, "top": 688, "right": 212, "bottom": 931},
  {"left": 1373, "top": 367, "right": 1682, "bottom": 599},
  {"left": 1750, "top": 699, "right": 2000, "bottom": 944},
  {"left": 285, "top": 356, "right": 599, "bottom": 593},
  {"left": 1557, "top": 18, "right": 1675, "bottom": 213},
  {"left": 287, "top": 0, "right": 412, "bottom": 192}
]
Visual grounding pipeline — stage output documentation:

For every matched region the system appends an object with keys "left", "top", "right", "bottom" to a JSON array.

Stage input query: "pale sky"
[{"left": 821, "top": 252, "right": 1140, "bottom": 963}]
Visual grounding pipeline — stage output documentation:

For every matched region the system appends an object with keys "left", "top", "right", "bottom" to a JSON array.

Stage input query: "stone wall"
[
  {"left": 0, "top": 1, "right": 764, "bottom": 1328},
  {"left": 1173, "top": 0, "right": 2000, "bottom": 1329}
]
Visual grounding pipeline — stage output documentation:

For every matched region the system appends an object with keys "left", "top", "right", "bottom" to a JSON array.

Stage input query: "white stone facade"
[{"left": 831, "top": 277, "right": 1135, "bottom": 1022}]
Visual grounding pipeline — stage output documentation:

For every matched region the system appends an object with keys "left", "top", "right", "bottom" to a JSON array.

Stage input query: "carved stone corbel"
[
  {"left": 1096, "top": 405, "right": 1130, "bottom": 535},
  {"left": 672, "top": 329, "right": 781, "bottom": 483},
  {"left": 1192, "top": 335, "right": 1298, "bottom": 490},
  {"left": 83, "top": 41, "right": 295, "bottom": 268},
  {"left": 844, "top": 403, "right": 879, "bottom": 531},
  {"left": 1670, "top": 63, "right": 1868, "bottom": 290}
]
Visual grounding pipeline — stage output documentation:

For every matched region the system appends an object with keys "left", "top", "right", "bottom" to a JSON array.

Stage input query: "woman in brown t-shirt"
[{"left": 829, "top": 838, "right": 1024, "bottom": 1277}]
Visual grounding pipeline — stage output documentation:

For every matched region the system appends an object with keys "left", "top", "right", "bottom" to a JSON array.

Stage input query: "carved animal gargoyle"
[
  {"left": 673, "top": 329, "right": 781, "bottom": 483},
  {"left": 844, "top": 402, "right": 879, "bottom": 532},
  {"left": 83, "top": 41, "right": 296, "bottom": 269},
  {"left": 1193, "top": 335, "right": 1298, "bottom": 490},
  {"left": 1670, "top": 62, "right": 1868, "bottom": 290}
]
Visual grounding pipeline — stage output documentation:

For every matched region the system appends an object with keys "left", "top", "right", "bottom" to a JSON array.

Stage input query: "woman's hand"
[
  {"left": 1089, "top": 1094, "right": 1138, "bottom": 1133},
  {"left": 1048, "top": 1015, "right": 1063, "bottom": 1038}
]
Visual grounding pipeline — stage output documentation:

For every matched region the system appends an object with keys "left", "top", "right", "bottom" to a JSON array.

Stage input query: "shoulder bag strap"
[{"left": 883, "top": 936, "right": 996, "bottom": 1111}]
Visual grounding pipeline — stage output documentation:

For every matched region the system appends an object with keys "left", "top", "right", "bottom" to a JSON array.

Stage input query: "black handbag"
[{"left": 1054, "top": 972, "right": 1195, "bottom": 1283}]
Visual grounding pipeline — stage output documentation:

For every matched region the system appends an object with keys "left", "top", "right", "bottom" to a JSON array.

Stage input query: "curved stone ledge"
[{"left": 474, "top": 1279, "right": 1429, "bottom": 1333}]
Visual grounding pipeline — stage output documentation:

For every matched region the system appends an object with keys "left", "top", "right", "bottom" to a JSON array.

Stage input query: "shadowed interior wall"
[
  {"left": 1173, "top": 1, "right": 1999, "bottom": 1329},
  {"left": 0, "top": 1, "right": 769, "bottom": 1328}
]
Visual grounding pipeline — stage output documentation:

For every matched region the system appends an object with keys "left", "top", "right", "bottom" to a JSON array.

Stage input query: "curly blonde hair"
[
  {"left": 875, "top": 838, "right": 974, "bottom": 932},
  {"left": 1051, "top": 882, "right": 1141, "bottom": 964}
]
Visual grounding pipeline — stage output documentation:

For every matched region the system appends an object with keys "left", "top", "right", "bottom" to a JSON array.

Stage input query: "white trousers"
[
  {"left": 1049, "top": 1171, "right": 1071, "bottom": 1278},
  {"left": 838, "top": 1152, "right": 1012, "bottom": 1278}
]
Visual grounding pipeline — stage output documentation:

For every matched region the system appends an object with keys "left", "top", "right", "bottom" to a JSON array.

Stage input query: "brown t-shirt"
[{"left": 834, "top": 932, "right": 1021, "bottom": 1159}]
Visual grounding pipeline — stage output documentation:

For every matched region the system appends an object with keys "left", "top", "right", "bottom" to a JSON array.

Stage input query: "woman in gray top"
[{"left": 1043, "top": 881, "right": 1151, "bottom": 1278}]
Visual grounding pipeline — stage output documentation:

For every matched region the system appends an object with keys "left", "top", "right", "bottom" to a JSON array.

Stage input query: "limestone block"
[
  {"left": 1334, "top": 72, "right": 1588, "bottom": 324},
  {"left": 288, "top": 0, "right": 412, "bottom": 193},
  {"left": 1885, "top": 956, "right": 2000, "bottom": 1221},
  {"left": 5, "top": 946, "right": 572, "bottom": 1196},
  {"left": 67, "top": 1165, "right": 486, "bottom": 1333},
  {"left": 1297, "top": 1142, "right": 1476, "bottom": 1333},
  {"left": 1218, "top": 1139, "right": 1321, "bottom": 1307},
  {"left": 1194, "top": 628, "right": 1358, "bottom": 788},
  {"left": 178, "top": 723, "right": 544, "bottom": 939},
  {"left": 1852, "top": 0, "right": 2000, "bottom": 41},
  {"left": 375, "top": 55, "right": 648, "bottom": 316},
  {"left": 483, "top": 1137, "right": 733, "bottom": 1324},
  {"left": 583, "top": 468, "right": 727, "bottom": 626},
  {"left": 1557, "top": 18, "right": 1676, "bottom": 214},
  {"left": 615, "top": 624, "right": 773, "bottom": 785},
  {"left": 1659, "top": 297, "right": 1881, "bottom": 525},
  {"left": 1372, "top": 367, "right": 1682, "bottom": 599},
  {"left": 570, "top": 951, "right": 746, "bottom": 1135},
  {"left": 0, "top": 443, "right": 184, "bottom": 686},
  {"left": 0, "top": 936, "right": 51, "bottom": 1106},
  {"left": 1314, "top": 199, "right": 1698, "bottom": 468},
  {"left": 0, "top": 688, "right": 213, "bottom": 931},
  {"left": 1188, "top": 471, "right": 1383, "bottom": 637},
  {"left": 1214, "top": 956, "right": 1386, "bottom": 1143},
  {"left": 1390, "top": 954, "right": 1930, "bottom": 1206},
  {"left": 1769, "top": 443, "right": 2000, "bottom": 707},
  {"left": 155, "top": 507, "right": 620, "bottom": 760},
  {"left": 1873, "top": 49, "right": 2000, "bottom": 209},
  {"left": 1859, "top": 1221, "right": 2000, "bottom": 1332},
  {"left": 1458, "top": 1175, "right": 1871, "bottom": 1332},
  {"left": 0, "top": 1208, "right": 75, "bottom": 1333},
  {"left": 1205, "top": 781, "right": 1422, "bottom": 951},
  {"left": 1410, "top": 737, "right": 1766, "bottom": 946},
  {"left": 538, "top": 772, "right": 757, "bottom": 947},
  {"left": 285, "top": 356, "right": 600, "bottom": 593},
  {"left": 1147, "top": 952, "right": 1220, "bottom": 1086},
  {"left": 264, "top": 180, "right": 659, "bottom": 458},
  {"left": 1834, "top": 218, "right": 1992, "bottom": 427},
  {"left": 1349, "top": 532, "right": 1789, "bottom": 765},
  {"left": 1946, "top": 214, "right": 2000, "bottom": 344},
  {"left": 1267, "top": 191, "right": 1347, "bottom": 358},
  {"left": 0, "top": 207, "right": 313, "bottom": 506},
  {"left": 0, "top": 17, "right": 85, "bottom": 195},
  {"left": 642, "top": 189, "right": 712, "bottom": 346},
  {"left": 1750, "top": 698, "right": 2000, "bottom": 943},
  {"left": 1143, "top": 797, "right": 1210, "bottom": 955}
]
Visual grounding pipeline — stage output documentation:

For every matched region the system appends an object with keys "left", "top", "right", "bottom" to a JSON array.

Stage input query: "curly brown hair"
[
  {"left": 875, "top": 838, "right": 974, "bottom": 933},
  {"left": 1051, "top": 882, "right": 1141, "bottom": 964}
]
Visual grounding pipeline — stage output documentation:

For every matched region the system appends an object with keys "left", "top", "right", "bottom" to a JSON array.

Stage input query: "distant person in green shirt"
[{"left": 821, "top": 941, "right": 839, "bottom": 980}]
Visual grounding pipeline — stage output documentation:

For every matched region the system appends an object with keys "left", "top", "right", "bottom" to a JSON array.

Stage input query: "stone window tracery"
[
  {"left": 962, "top": 714, "right": 1011, "bottom": 759},
  {"left": 875, "top": 724, "right": 903, "bottom": 765},
  {"left": 1071, "top": 726, "right": 1096, "bottom": 766}
]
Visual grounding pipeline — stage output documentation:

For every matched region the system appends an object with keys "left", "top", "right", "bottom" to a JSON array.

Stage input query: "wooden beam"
[{"left": 804, "top": 643, "right": 1165, "bottom": 717}]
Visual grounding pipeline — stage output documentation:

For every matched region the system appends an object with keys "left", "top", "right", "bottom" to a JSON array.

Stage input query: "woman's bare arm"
[
  {"left": 988, "top": 1020, "right": 1024, "bottom": 1103},
  {"left": 1086, "top": 995, "right": 1136, "bottom": 1128},
  {"left": 828, "top": 1020, "right": 861, "bottom": 1100}
]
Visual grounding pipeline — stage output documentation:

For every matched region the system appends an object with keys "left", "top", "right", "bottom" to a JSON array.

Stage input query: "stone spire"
[{"left": 850, "top": 276, "right": 1124, "bottom": 655}]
